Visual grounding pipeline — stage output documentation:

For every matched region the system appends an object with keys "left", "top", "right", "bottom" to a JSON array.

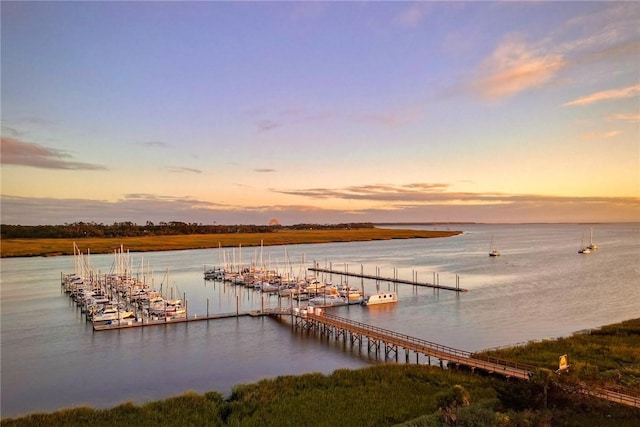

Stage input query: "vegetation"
[
  {"left": 0, "top": 222, "right": 380, "bottom": 239},
  {"left": 0, "top": 228, "right": 461, "bottom": 258},
  {"left": 3, "top": 319, "right": 639, "bottom": 426},
  {"left": 477, "top": 318, "right": 640, "bottom": 394}
]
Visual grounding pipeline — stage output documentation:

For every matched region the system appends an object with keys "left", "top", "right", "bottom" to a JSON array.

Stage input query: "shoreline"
[
  {"left": 3, "top": 317, "right": 638, "bottom": 423},
  {"left": 0, "top": 228, "right": 461, "bottom": 258}
]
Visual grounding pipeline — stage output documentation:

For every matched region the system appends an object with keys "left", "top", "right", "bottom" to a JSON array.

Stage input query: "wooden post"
[
  {"left": 236, "top": 295, "right": 239, "bottom": 316},
  {"left": 207, "top": 298, "right": 209, "bottom": 318}
]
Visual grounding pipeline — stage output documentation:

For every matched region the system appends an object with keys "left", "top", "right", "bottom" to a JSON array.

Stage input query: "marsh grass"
[
  {"left": 478, "top": 318, "right": 640, "bottom": 392},
  {"left": 0, "top": 229, "right": 460, "bottom": 258},
  {"left": 3, "top": 362, "right": 639, "bottom": 426}
]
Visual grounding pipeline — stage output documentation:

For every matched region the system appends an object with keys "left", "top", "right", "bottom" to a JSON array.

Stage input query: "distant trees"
[{"left": 0, "top": 222, "right": 375, "bottom": 239}]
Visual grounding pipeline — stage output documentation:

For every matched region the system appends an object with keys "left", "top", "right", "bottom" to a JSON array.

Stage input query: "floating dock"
[
  {"left": 92, "top": 310, "right": 265, "bottom": 331},
  {"left": 308, "top": 266, "right": 468, "bottom": 292}
]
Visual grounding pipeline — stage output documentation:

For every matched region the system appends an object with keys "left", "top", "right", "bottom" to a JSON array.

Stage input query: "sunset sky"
[{"left": 2, "top": 1, "right": 639, "bottom": 225}]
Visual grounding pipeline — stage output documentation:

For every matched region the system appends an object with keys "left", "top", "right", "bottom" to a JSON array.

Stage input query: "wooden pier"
[
  {"left": 308, "top": 266, "right": 468, "bottom": 292},
  {"left": 291, "top": 309, "right": 532, "bottom": 380},
  {"left": 285, "top": 310, "right": 640, "bottom": 408}
]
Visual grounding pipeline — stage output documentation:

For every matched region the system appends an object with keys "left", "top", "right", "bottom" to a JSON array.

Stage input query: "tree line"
[{"left": 0, "top": 221, "right": 375, "bottom": 239}]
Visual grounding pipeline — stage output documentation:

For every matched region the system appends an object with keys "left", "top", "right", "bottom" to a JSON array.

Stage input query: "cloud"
[
  {"left": 275, "top": 183, "right": 480, "bottom": 203},
  {"left": 272, "top": 183, "right": 640, "bottom": 211},
  {"left": 357, "top": 100, "right": 425, "bottom": 127},
  {"left": 564, "top": 83, "right": 640, "bottom": 106},
  {"left": 246, "top": 104, "right": 337, "bottom": 134},
  {"left": 0, "top": 137, "right": 107, "bottom": 170},
  {"left": 138, "top": 140, "right": 171, "bottom": 148},
  {"left": 254, "top": 168, "right": 276, "bottom": 173},
  {"left": 470, "top": 37, "right": 566, "bottom": 101},
  {"left": 580, "top": 130, "right": 621, "bottom": 140},
  {"left": 0, "top": 194, "right": 231, "bottom": 225},
  {"left": 393, "top": 3, "right": 432, "bottom": 28},
  {"left": 165, "top": 167, "right": 202, "bottom": 174},
  {"left": 2, "top": 191, "right": 637, "bottom": 226},
  {"left": 257, "top": 120, "right": 282, "bottom": 132},
  {"left": 607, "top": 113, "right": 640, "bottom": 123},
  {"left": 1, "top": 125, "right": 20, "bottom": 137}
]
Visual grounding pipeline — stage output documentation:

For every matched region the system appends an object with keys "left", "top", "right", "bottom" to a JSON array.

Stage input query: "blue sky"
[{"left": 1, "top": 1, "right": 639, "bottom": 225}]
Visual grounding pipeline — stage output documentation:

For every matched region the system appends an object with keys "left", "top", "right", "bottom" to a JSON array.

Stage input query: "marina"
[{"left": 2, "top": 223, "right": 639, "bottom": 418}]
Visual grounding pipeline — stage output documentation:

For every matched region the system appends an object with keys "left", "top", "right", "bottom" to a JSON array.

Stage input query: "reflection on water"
[{"left": 1, "top": 223, "right": 638, "bottom": 418}]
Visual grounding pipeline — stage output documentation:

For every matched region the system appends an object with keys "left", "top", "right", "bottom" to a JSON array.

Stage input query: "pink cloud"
[
  {"left": 471, "top": 37, "right": 566, "bottom": 101},
  {"left": 564, "top": 83, "right": 640, "bottom": 106}
]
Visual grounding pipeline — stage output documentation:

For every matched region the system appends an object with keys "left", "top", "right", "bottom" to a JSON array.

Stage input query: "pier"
[
  {"left": 93, "top": 310, "right": 262, "bottom": 331},
  {"left": 289, "top": 309, "right": 532, "bottom": 379},
  {"left": 91, "top": 308, "right": 293, "bottom": 331},
  {"left": 284, "top": 309, "right": 640, "bottom": 408},
  {"left": 308, "top": 265, "right": 467, "bottom": 292}
]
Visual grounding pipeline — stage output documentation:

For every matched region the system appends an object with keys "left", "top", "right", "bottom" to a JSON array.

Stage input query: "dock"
[
  {"left": 308, "top": 266, "right": 468, "bottom": 292},
  {"left": 285, "top": 309, "right": 640, "bottom": 408},
  {"left": 93, "top": 310, "right": 260, "bottom": 331},
  {"left": 291, "top": 309, "right": 532, "bottom": 379}
]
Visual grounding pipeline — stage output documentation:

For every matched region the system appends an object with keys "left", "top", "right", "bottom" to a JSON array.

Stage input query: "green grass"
[
  {"left": 477, "top": 318, "right": 640, "bottom": 393},
  {"left": 3, "top": 362, "right": 639, "bottom": 426},
  {"left": 0, "top": 229, "right": 461, "bottom": 258}
]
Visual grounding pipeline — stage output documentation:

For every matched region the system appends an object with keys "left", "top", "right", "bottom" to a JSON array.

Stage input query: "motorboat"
[
  {"left": 362, "top": 292, "right": 398, "bottom": 306},
  {"left": 92, "top": 305, "right": 134, "bottom": 322},
  {"left": 308, "top": 294, "right": 347, "bottom": 307},
  {"left": 338, "top": 285, "right": 363, "bottom": 302},
  {"left": 204, "top": 267, "right": 224, "bottom": 280}
]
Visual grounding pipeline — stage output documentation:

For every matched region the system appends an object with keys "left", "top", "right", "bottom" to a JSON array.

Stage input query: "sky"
[{"left": 1, "top": 1, "right": 639, "bottom": 225}]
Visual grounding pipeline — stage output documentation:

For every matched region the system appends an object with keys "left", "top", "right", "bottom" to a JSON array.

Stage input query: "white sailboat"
[
  {"left": 489, "top": 236, "right": 500, "bottom": 257},
  {"left": 586, "top": 227, "right": 598, "bottom": 251},
  {"left": 578, "top": 230, "right": 591, "bottom": 254}
]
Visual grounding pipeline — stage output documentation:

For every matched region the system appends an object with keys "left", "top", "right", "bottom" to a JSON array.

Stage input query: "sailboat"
[
  {"left": 586, "top": 227, "right": 598, "bottom": 251},
  {"left": 578, "top": 230, "right": 591, "bottom": 254},
  {"left": 489, "top": 236, "right": 500, "bottom": 257}
]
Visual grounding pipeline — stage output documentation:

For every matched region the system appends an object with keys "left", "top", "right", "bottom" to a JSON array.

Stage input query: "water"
[{"left": 1, "top": 223, "right": 638, "bottom": 418}]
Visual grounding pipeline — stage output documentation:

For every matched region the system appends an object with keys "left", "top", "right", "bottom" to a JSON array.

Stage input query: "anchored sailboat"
[
  {"left": 489, "top": 236, "right": 500, "bottom": 257},
  {"left": 578, "top": 230, "right": 591, "bottom": 254},
  {"left": 586, "top": 227, "right": 598, "bottom": 251}
]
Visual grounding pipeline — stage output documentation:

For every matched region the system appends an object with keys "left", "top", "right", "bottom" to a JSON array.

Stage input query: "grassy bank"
[
  {"left": 3, "top": 319, "right": 639, "bottom": 426},
  {"left": 0, "top": 228, "right": 460, "bottom": 258},
  {"left": 478, "top": 318, "right": 640, "bottom": 394}
]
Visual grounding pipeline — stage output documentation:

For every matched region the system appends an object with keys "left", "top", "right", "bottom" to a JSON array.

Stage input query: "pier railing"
[{"left": 303, "top": 311, "right": 537, "bottom": 377}]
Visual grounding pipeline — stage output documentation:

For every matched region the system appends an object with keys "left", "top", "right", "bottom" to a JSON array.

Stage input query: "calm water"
[{"left": 1, "top": 223, "right": 639, "bottom": 418}]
